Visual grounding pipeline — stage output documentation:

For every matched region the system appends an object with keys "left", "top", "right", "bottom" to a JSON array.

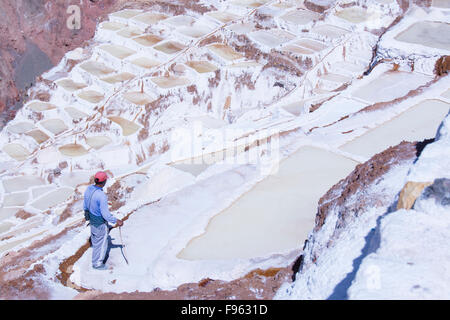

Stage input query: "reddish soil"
[
  {"left": 304, "top": 0, "right": 334, "bottom": 13},
  {"left": 15, "top": 209, "right": 34, "bottom": 220},
  {"left": 314, "top": 141, "right": 418, "bottom": 232},
  {"left": 75, "top": 266, "right": 294, "bottom": 300},
  {"left": 435, "top": 56, "right": 450, "bottom": 76},
  {"left": 0, "top": 221, "right": 85, "bottom": 299}
]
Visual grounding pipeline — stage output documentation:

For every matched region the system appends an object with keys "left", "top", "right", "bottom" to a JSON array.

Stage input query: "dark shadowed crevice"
[
  {"left": 327, "top": 202, "right": 397, "bottom": 300},
  {"left": 291, "top": 255, "right": 303, "bottom": 282},
  {"left": 415, "top": 138, "right": 435, "bottom": 158}
]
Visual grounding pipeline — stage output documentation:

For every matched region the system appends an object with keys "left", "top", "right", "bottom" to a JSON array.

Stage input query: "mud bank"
[{"left": 75, "top": 265, "right": 294, "bottom": 300}]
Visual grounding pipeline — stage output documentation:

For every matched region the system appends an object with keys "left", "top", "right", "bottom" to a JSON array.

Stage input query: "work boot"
[{"left": 93, "top": 263, "right": 107, "bottom": 270}]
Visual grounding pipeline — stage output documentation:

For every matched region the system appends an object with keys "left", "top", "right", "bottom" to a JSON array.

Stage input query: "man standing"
[{"left": 84, "top": 171, "right": 123, "bottom": 270}]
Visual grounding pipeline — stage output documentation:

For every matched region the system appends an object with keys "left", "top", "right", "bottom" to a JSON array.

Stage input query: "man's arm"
[
  {"left": 83, "top": 188, "right": 90, "bottom": 211},
  {"left": 99, "top": 193, "right": 118, "bottom": 225}
]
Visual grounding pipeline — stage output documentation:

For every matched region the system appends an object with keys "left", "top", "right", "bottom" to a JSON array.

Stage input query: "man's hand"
[{"left": 116, "top": 219, "right": 123, "bottom": 227}]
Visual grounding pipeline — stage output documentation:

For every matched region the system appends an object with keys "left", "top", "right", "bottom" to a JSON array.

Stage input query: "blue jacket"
[{"left": 83, "top": 185, "right": 117, "bottom": 226}]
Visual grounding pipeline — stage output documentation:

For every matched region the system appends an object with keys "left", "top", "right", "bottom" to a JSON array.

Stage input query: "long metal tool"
[{"left": 119, "top": 226, "right": 129, "bottom": 265}]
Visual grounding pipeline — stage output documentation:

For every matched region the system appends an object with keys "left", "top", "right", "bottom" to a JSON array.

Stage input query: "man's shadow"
[
  {"left": 88, "top": 225, "right": 127, "bottom": 265},
  {"left": 102, "top": 232, "right": 126, "bottom": 265}
]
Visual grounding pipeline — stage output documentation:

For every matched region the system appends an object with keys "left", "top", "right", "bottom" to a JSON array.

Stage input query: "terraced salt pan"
[
  {"left": 0, "top": 231, "right": 46, "bottom": 255},
  {"left": 79, "top": 61, "right": 115, "bottom": 77},
  {"left": 227, "top": 61, "right": 261, "bottom": 69},
  {"left": 295, "top": 39, "right": 327, "bottom": 52},
  {"left": 280, "top": 9, "right": 320, "bottom": 26},
  {"left": 108, "top": 116, "right": 141, "bottom": 136},
  {"left": 0, "top": 222, "right": 14, "bottom": 235},
  {"left": 282, "top": 45, "right": 315, "bottom": 55},
  {"left": 249, "top": 29, "right": 296, "bottom": 48},
  {"left": 281, "top": 101, "right": 308, "bottom": 116},
  {"left": 186, "top": 61, "right": 218, "bottom": 73},
  {"left": 110, "top": 9, "right": 142, "bottom": 20},
  {"left": 32, "top": 185, "right": 55, "bottom": 198},
  {"left": 27, "top": 101, "right": 57, "bottom": 112},
  {"left": 65, "top": 107, "right": 88, "bottom": 120},
  {"left": 60, "top": 171, "right": 92, "bottom": 188},
  {"left": 394, "top": 21, "right": 450, "bottom": 51},
  {"left": 154, "top": 41, "right": 186, "bottom": 55},
  {"left": 227, "top": 22, "right": 255, "bottom": 34},
  {"left": 310, "top": 24, "right": 349, "bottom": 39},
  {"left": 77, "top": 90, "right": 104, "bottom": 104},
  {"left": 40, "top": 119, "right": 68, "bottom": 135},
  {"left": 432, "top": 0, "right": 450, "bottom": 7},
  {"left": 117, "top": 27, "right": 143, "bottom": 38},
  {"left": 130, "top": 57, "right": 160, "bottom": 69},
  {"left": 162, "top": 15, "right": 196, "bottom": 27},
  {"left": 25, "top": 130, "right": 50, "bottom": 144},
  {"left": 86, "top": 136, "right": 112, "bottom": 150},
  {"left": 207, "top": 43, "right": 244, "bottom": 61},
  {"left": 99, "top": 44, "right": 136, "bottom": 60},
  {"left": 151, "top": 76, "right": 190, "bottom": 89},
  {"left": 100, "top": 21, "right": 126, "bottom": 31},
  {"left": 2, "top": 143, "right": 31, "bottom": 161},
  {"left": 100, "top": 72, "right": 135, "bottom": 84},
  {"left": 132, "top": 12, "right": 168, "bottom": 25},
  {"left": 132, "top": 34, "right": 163, "bottom": 47},
  {"left": 0, "top": 217, "right": 44, "bottom": 240},
  {"left": 2, "top": 192, "right": 29, "bottom": 207},
  {"left": 177, "top": 25, "right": 213, "bottom": 39},
  {"left": 7, "top": 122, "right": 35, "bottom": 134},
  {"left": 30, "top": 187, "right": 73, "bottom": 211},
  {"left": 330, "top": 60, "right": 366, "bottom": 77},
  {"left": 283, "top": 38, "right": 328, "bottom": 56},
  {"left": 178, "top": 147, "right": 358, "bottom": 260},
  {"left": 231, "top": 0, "right": 269, "bottom": 8},
  {"left": 56, "top": 78, "right": 87, "bottom": 92},
  {"left": 318, "top": 73, "right": 351, "bottom": 90},
  {"left": 271, "top": 1, "right": 295, "bottom": 8},
  {"left": 170, "top": 163, "right": 210, "bottom": 177},
  {"left": 123, "top": 91, "right": 155, "bottom": 105},
  {"left": 59, "top": 144, "right": 89, "bottom": 157},
  {"left": 352, "top": 71, "right": 431, "bottom": 103},
  {"left": 341, "top": 99, "right": 450, "bottom": 158},
  {"left": 335, "top": 7, "right": 371, "bottom": 23},
  {"left": 206, "top": 11, "right": 241, "bottom": 24},
  {"left": 2, "top": 176, "right": 44, "bottom": 193},
  {"left": 0, "top": 208, "right": 18, "bottom": 222}
]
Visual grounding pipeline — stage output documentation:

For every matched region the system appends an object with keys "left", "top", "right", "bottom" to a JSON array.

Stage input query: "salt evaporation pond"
[
  {"left": 340, "top": 99, "right": 450, "bottom": 158},
  {"left": 178, "top": 146, "right": 358, "bottom": 260},
  {"left": 153, "top": 41, "right": 186, "bottom": 55},
  {"left": 108, "top": 116, "right": 141, "bottom": 136},
  {"left": 186, "top": 61, "right": 218, "bottom": 73},
  {"left": 133, "top": 34, "right": 163, "bottom": 47},
  {"left": 352, "top": 71, "right": 431, "bottom": 103},
  {"left": 394, "top": 21, "right": 450, "bottom": 51},
  {"left": 2, "top": 143, "right": 31, "bottom": 161},
  {"left": 130, "top": 57, "right": 160, "bottom": 69}
]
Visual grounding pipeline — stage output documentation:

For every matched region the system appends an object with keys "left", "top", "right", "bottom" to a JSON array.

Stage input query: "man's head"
[{"left": 94, "top": 171, "right": 108, "bottom": 187}]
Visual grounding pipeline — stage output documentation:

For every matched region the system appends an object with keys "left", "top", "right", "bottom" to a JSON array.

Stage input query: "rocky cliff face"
[{"left": 0, "top": 0, "right": 119, "bottom": 128}]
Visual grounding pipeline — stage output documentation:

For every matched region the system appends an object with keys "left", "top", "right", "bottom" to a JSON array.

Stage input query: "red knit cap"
[{"left": 94, "top": 171, "right": 108, "bottom": 183}]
